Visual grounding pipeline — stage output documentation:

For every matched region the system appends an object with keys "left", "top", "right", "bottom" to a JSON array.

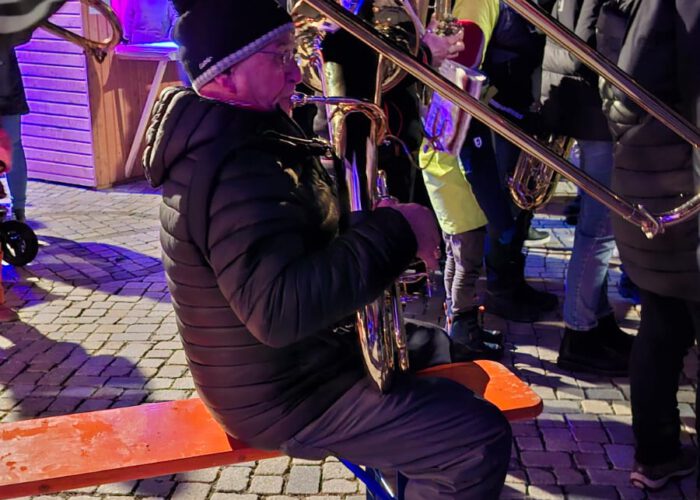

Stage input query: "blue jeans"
[
  {"left": 563, "top": 140, "right": 615, "bottom": 330},
  {"left": 2, "top": 114, "right": 27, "bottom": 211}
]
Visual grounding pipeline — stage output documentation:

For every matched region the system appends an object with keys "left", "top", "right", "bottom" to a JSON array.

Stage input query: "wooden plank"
[
  {"left": 24, "top": 160, "right": 95, "bottom": 180},
  {"left": 15, "top": 39, "right": 83, "bottom": 55},
  {"left": 23, "top": 136, "right": 93, "bottom": 155},
  {"left": 21, "top": 76, "right": 87, "bottom": 92},
  {"left": 22, "top": 113, "right": 91, "bottom": 131},
  {"left": 25, "top": 88, "right": 89, "bottom": 106},
  {"left": 22, "top": 124, "right": 93, "bottom": 143},
  {"left": 24, "top": 170, "right": 95, "bottom": 187},
  {"left": 17, "top": 63, "right": 87, "bottom": 80},
  {"left": 25, "top": 147, "right": 94, "bottom": 167},
  {"left": 0, "top": 399, "right": 280, "bottom": 499},
  {"left": 26, "top": 101, "right": 90, "bottom": 119},
  {"left": 16, "top": 51, "right": 85, "bottom": 67}
]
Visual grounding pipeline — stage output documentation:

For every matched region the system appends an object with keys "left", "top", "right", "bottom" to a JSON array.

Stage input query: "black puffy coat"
[
  {"left": 540, "top": 0, "right": 611, "bottom": 140},
  {"left": 0, "top": 46, "right": 28, "bottom": 116},
  {"left": 142, "top": 87, "right": 418, "bottom": 449},
  {"left": 601, "top": 0, "right": 699, "bottom": 301}
]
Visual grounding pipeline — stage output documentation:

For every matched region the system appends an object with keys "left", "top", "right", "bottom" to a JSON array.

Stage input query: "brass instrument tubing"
[
  {"left": 301, "top": 0, "right": 700, "bottom": 238},
  {"left": 502, "top": 0, "right": 700, "bottom": 149}
]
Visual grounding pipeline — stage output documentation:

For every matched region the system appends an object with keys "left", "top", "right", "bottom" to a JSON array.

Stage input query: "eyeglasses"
[{"left": 259, "top": 49, "right": 298, "bottom": 67}]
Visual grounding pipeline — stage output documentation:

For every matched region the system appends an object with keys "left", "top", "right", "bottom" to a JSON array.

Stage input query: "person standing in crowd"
[
  {"left": 0, "top": 43, "right": 29, "bottom": 222},
  {"left": 601, "top": 0, "right": 700, "bottom": 490},
  {"left": 539, "top": 0, "right": 634, "bottom": 376},
  {"left": 143, "top": 1, "right": 513, "bottom": 497},
  {"left": 422, "top": 0, "right": 558, "bottom": 326}
]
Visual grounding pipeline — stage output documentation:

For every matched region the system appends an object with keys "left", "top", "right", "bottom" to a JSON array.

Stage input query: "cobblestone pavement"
[{"left": 0, "top": 179, "right": 697, "bottom": 499}]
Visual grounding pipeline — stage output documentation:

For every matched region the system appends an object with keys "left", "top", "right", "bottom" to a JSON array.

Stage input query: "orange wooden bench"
[{"left": 0, "top": 361, "right": 542, "bottom": 499}]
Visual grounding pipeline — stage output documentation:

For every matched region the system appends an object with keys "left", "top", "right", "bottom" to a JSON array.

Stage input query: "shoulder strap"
[{"left": 186, "top": 122, "right": 249, "bottom": 266}]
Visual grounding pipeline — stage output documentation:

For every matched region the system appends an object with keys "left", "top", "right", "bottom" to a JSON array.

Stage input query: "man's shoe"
[
  {"left": 449, "top": 309, "right": 504, "bottom": 361},
  {"left": 12, "top": 208, "right": 25, "bottom": 223},
  {"left": 557, "top": 327, "right": 629, "bottom": 376},
  {"left": 523, "top": 227, "right": 551, "bottom": 247},
  {"left": 630, "top": 446, "right": 697, "bottom": 491}
]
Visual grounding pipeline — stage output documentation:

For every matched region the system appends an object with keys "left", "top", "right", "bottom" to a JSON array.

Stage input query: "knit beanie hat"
[{"left": 172, "top": 0, "right": 294, "bottom": 93}]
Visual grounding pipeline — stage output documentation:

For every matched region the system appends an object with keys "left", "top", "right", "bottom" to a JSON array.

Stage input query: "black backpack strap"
[{"left": 187, "top": 123, "right": 249, "bottom": 266}]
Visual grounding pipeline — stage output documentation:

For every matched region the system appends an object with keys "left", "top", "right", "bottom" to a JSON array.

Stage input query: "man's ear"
[{"left": 212, "top": 70, "right": 236, "bottom": 93}]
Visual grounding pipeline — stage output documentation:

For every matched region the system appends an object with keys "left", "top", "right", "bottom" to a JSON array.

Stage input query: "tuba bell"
[
  {"left": 291, "top": 92, "right": 409, "bottom": 393},
  {"left": 509, "top": 135, "right": 575, "bottom": 211},
  {"left": 40, "top": 0, "right": 123, "bottom": 63}
]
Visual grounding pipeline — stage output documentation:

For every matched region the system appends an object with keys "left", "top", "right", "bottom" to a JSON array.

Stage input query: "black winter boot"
[
  {"left": 557, "top": 326, "right": 629, "bottom": 376},
  {"left": 450, "top": 307, "right": 504, "bottom": 362}
]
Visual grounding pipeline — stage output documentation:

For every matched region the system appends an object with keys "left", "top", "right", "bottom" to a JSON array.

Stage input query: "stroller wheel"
[{"left": 1, "top": 220, "right": 39, "bottom": 266}]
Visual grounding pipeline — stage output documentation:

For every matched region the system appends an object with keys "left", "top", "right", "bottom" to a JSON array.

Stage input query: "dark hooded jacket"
[
  {"left": 540, "top": 0, "right": 611, "bottom": 140},
  {"left": 601, "top": 0, "right": 699, "bottom": 301},
  {"left": 142, "top": 87, "right": 418, "bottom": 449}
]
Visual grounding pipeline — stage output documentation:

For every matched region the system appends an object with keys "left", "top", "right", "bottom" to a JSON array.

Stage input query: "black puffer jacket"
[
  {"left": 0, "top": 46, "right": 28, "bottom": 116},
  {"left": 540, "top": 0, "right": 610, "bottom": 140},
  {"left": 143, "top": 87, "right": 418, "bottom": 449},
  {"left": 601, "top": 0, "right": 699, "bottom": 301}
]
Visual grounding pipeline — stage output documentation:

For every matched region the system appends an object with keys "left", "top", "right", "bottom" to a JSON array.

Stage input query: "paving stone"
[
  {"left": 286, "top": 465, "right": 321, "bottom": 494},
  {"left": 604, "top": 444, "right": 635, "bottom": 471},
  {"left": 255, "top": 456, "right": 291, "bottom": 475},
  {"left": 249, "top": 475, "right": 284, "bottom": 494},
  {"left": 587, "top": 468, "right": 634, "bottom": 487},
  {"left": 170, "top": 482, "right": 213, "bottom": 499},
  {"left": 321, "top": 479, "right": 359, "bottom": 494},
  {"left": 210, "top": 494, "right": 258, "bottom": 500},
  {"left": 581, "top": 400, "right": 613, "bottom": 414},
  {"left": 215, "top": 466, "right": 252, "bottom": 492},
  {"left": 526, "top": 468, "right": 556, "bottom": 485},
  {"left": 573, "top": 452, "right": 609, "bottom": 469}
]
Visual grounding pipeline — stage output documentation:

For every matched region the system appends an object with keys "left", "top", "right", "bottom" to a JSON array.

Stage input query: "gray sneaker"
[{"left": 630, "top": 446, "right": 697, "bottom": 490}]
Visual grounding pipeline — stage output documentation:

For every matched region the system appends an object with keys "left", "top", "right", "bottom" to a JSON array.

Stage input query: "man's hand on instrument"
[
  {"left": 0, "top": 128, "right": 12, "bottom": 174},
  {"left": 421, "top": 15, "right": 465, "bottom": 68},
  {"left": 380, "top": 201, "right": 441, "bottom": 271}
]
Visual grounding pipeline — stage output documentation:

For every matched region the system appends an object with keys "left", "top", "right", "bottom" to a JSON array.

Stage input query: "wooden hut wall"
[{"left": 16, "top": 0, "right": 97, "bottom": 187}]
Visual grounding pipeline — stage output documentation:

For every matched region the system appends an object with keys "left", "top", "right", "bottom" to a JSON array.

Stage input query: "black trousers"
[
  {"left": 280, "top": 323, "right": 512, "bottom": 499},
  {"left": 630, "top": 288, "right": 700, "bottom": 465}
]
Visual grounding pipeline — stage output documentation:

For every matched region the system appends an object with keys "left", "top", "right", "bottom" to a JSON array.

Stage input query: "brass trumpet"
[
  {"left": 299, "top": 0, "right": 700, "bottom": 239},
  {"left": 41, "top": 0, "right": 123, "bottom": 63}
]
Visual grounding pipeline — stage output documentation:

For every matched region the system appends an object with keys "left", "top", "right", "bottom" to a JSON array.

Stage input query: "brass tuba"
[
  {"left": 291, "top": 92, "right": 409, "bottom": 393},
  {"left": 509, "top": 135, "right": 575, "bottom": 211},
  {"left": 41, "top": 0, "right": 123, "bottom": 63}
]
